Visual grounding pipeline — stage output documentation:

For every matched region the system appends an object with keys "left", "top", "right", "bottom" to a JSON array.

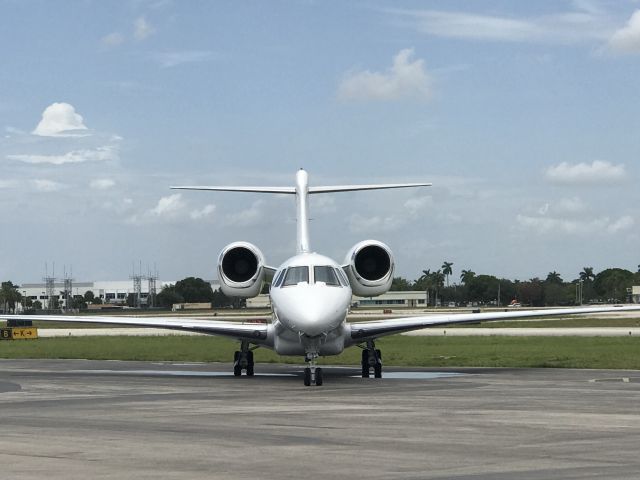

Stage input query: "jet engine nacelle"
[
  {"left": 217, "top": 242, "right": 266, "bottom": 298},
  {"left": 344, "top": 240, "right": 394, "bottom": 297}
]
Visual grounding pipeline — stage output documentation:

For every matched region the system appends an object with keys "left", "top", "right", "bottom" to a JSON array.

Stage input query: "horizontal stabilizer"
[
  {"left": 171, "top": 183, "right": 431, "bottom": 194},
  {"left": 309, "top": 183, "right": 431, "bottom": 194},
  {"left": 171, "top": 186, "right": 296, "bottom": 194}
]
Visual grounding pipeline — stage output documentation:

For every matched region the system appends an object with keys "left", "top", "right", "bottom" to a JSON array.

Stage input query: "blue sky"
[{"left": 1, "top": 0, "right": 639, "bottom": 284}]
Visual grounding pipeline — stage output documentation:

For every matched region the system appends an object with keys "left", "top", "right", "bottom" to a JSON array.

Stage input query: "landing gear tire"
[
  {"left": 361, "top": 344, "right": 383, "bottom": 379},
  {"left": 246, "top": 351, "right": 254, "bottom": 376},
  {"left": 315, "top": 368, "right": 323, "bottom": 386},
  {"left": 233, "top": 351, "right": 242, "bottom": 376},
  {"left": 233, "top": 347, "right": 255, "bottom": 376},
  {"left": 361, "top": 349, "right": 370, "bottom": 378},
  {"left": 374, "top": 349, "right": 382, "bottom": 378},
  {"left": 304, "top": 368, "right": 312, "bottom": 386}
]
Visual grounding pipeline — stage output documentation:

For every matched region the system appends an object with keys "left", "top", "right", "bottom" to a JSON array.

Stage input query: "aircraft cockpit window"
[
  {"left": 335, "top": 268, "right": 349, "bottom": 287},
  {"left": 314, "top": 266, "right": 340, "bottom": 286},
  {"left": 282, "top": 266, "right": 309, "bottom": 286},
  {"left": 272, "top": 269, "right": 286, "bottom": 288}
]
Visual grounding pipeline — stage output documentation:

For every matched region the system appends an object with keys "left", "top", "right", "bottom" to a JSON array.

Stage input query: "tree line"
[
  {"left": 2, "top": 264, "right": 639, "bottom": 313},
  {"left": 391, "top": 262, "right": 640, "bottom": 307}
]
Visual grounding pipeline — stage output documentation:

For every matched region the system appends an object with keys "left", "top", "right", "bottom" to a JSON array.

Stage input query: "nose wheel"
[
  {"left": 303, "top": 352, "right": 323, "bottom": 386},
  {"left": 361, "top": 341, "right": 382, "bottom": 378}
]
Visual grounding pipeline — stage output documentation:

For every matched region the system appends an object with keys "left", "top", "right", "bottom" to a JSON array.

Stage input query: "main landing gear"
[
  {"left": 233, "top": 341, "right": 255, "bottom": 377},
  {"left": 361, "top": 340, "right": 382, "bottom": 378},
  {"left": 303, "top": 352, "right": 323, "bottom": 386}
]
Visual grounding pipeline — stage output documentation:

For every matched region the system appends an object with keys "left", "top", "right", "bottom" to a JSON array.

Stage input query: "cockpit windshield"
[
  {"left": 272, "top": 269, "right": 286, "bottom": 288},
  {"left": 282, "top": 266, "right": 309, "bottom": 286},
  {"left": 314, "top": 266, "right": 340, "bottom": 286}
]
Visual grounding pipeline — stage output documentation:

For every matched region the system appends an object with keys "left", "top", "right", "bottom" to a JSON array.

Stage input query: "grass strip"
[{"left": 1, "top": 335, "right": 640, "bottom": 369}]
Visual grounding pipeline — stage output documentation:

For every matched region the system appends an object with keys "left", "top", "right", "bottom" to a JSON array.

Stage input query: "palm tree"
[
  {"left": 441, "top": 261, "right": 453, "bottom": 287},
  {"left": 0, "top": 281, "right": 22, "bottom": 314},
  {"left": 418, "top": 269, "right": 432, "bottom": 305},
  {"left": 579, "top": 267, "right": 595, "bottom": 282},
  {"left": 431, "top": 270, "right": 445, "bottom": 306},
  {"left": 546, "top": 271, "right": 563, "bottom": 284},
  {"left": 418, "top": 269, "right": 431, "bottom": 287},
  {"left": 460, "top": 269, "right": 475, "bottom": 284}
]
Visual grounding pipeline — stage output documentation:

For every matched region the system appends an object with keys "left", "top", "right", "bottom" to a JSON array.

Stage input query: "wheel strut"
[
  {"left": 233, "top": 341, "right": 255, "bottom": 377},
  {"left": 361, "top": 340, "right": 382, "bottom": 379},
  {"left": 303, "top": 351, "right": 323, "bottom": 386}
]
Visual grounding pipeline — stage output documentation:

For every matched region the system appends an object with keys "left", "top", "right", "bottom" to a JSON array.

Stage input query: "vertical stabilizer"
[{"left": 295, "top": 169, "right": 311, "bottom": 254}]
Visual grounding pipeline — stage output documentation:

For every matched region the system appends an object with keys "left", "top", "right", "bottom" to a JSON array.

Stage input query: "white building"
[
  {"left": 19, "top": 279, "right": 221, "bottom": 308},
  {"left": 633, "top": 286, "right": 640, "bottom": 304},
  {"left": 353, "top": 291, "right": 427, "bottom": 308}
]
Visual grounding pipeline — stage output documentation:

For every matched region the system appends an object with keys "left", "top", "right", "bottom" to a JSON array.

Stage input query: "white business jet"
[{"left": 6, "top": 169, "right": 640, "bottom": 386}]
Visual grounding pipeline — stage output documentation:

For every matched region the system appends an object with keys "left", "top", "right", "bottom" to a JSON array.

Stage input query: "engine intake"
[
  {"left": 344, "top": 240, "right": 394, "bottom": 297},
  {"left": 218, "top": 242, "right": 265, "bottom": 298}
]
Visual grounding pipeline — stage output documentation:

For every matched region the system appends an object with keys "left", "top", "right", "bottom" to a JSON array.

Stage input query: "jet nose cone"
[
  {"left": 280, "top": 289, "right": 345, "bottom": 337},
  {"left": 296, "top": 310, "right": 328, "bottom": 337}
]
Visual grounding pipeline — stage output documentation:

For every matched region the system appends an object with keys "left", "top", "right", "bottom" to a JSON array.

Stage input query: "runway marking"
[
  {"left": 69, "top": 370, "right": 296, "bottom": 377},
  {"left": 589, "top": 377, "right": 632, "bottom": 383},
  {"left": 352, "top": 372, "right": 465, "bottom": 380}
]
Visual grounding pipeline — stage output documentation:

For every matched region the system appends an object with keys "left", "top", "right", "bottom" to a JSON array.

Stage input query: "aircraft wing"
[
  {"left": 1, "top": 314, "right": 269, "bottom": 341},
  {"left": 349, "top": 305, "right": 640, "bottom": 341}
]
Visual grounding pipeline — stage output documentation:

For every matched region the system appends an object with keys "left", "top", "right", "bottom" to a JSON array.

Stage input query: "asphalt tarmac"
[{"left": 1, "top": 359, "right": 640, "bottom": 479}]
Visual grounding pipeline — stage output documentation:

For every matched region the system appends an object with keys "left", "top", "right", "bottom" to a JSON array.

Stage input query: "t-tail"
[{"left": 171, "top": 168, "right": 432, "bottom": 254}]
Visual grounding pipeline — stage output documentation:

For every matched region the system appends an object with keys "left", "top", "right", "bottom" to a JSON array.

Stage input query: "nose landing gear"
[
  {"left": 233, "top": 341, "right": 255, "bottom": 376},
  {"left": 303, "top": 352, "right": 323, "bottom": 386},
  {"left": 361, "top": 340, "right": 382, "bottom": 378}
]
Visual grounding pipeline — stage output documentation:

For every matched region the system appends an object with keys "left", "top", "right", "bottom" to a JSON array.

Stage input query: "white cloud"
[
  {"left": 153, "top": 50, "right": 213, "bottom": 68},
  {"left": 101, "top": 32, "right": 125, "bottom": 47},
  {"left": 126, "top": 194, "right": 187, "bottom": 224},
  {"left": 607, "top": 215, "right": 635, "bottom": 233},
  {"left": 556, "top": 196, "right": 586, "bottom": 214},
  {"left": 32, "top": 102, "right": 88, "bottom": 137},
  {"left": 312, "top": 195, "right": 337, "bottom": 214},
  {"left": 404, "top": 195, "right": 433, "bottom": 215},
  {"left": 134, "top": 16, "right": 155, "bottom": 40},
  {"left": 406, "top": 10, "right": 540, "bottom": 42},
  {"left": 150, "top": 193, "right": 184, "bottom": 217},
  {"left": 0, "top": 179, "right": 18, "bottom": 189},
  {"left": 5, "top": 126, "right": 25, "bottom": 136},
  {"left": 608, "top": 10, "right": 640, "bottom": 53},
  {"left": 538, "top": 203, "right": 550, "bottom": 215},
  {"left": 545, "top": 160, "right": 626, "bottom": 184},
  {"left": 189, "top": 204, "right": 216, "bottom": 220},
  {"left": 516, "top": 214, "right": 634, "bottom": 235},
  {"left": 7, "top": 146, "right": 117, "bottom": 165},
  {"left": 338, "top": 49, "right": 432, "bottom": 102},
  {"left": 32, "top": 179, "right": 64, "bottom": 192},
  {"left": 389, "top": 6, "right": 612, "bottom": 45},
  {"left": 538, "top": 197, "right": 587, "bottom": 216},
  {"left": 90, "top": 178, "right": 116, "bottom": 190},
  {"left": 224, "top": 200, "right": 266, "bottom": 227},
  {"left": 349, "top": 193, "right": 434, "bottom": 233},
  {"left": 349, "top": 213, "right": 404, "bottom": 233}
]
